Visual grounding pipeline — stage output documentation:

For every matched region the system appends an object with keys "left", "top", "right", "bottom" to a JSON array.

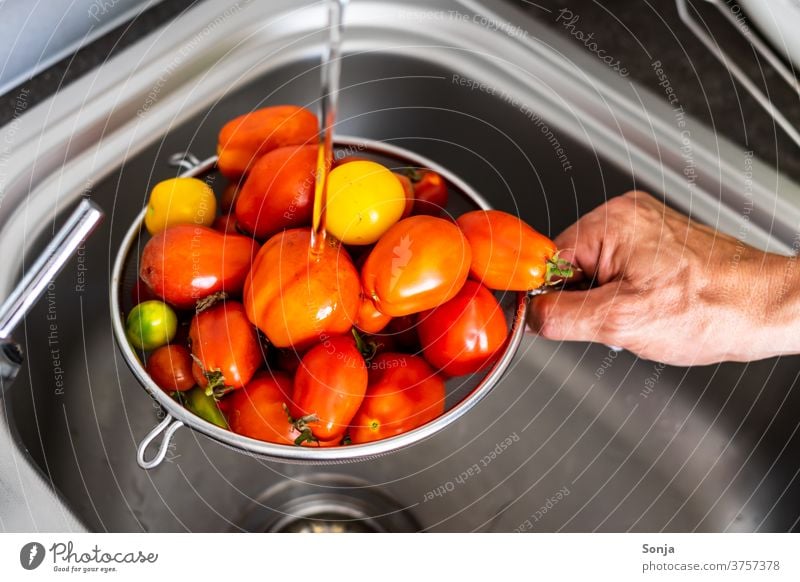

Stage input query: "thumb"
[{"left": 527, "top": 283, "right": 624, "bottom": 344}]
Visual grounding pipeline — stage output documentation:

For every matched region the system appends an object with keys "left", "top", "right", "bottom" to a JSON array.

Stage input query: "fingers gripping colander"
[{"left": 111, "top": 137, "right": 529, "bottom": 468}]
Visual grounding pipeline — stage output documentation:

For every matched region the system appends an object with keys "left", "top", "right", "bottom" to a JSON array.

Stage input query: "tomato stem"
[
  {"left": 195, "top": 291, "right": 228, "bottom": 313},
  {"left": 544, "top": 252, "right": 577, "bottom": 286},
  {"left": 397, "top": 166, "right": 423, "bottom": 183},
  {"left": 292, "top": 413, "right": 320, "bottom": 446},
  {"left": 351, "top": 328, "right": 379, "bottom": 363}
]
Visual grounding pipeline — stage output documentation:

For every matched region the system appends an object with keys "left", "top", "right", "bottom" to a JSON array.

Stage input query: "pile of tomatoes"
[{"left": 124, "top": 105, "right": 572, "bottom": 447}]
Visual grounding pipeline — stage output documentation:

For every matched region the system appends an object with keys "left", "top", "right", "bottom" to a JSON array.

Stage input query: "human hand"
[{"left": 527, "top": 191, "right": 800, "bottom": 366}]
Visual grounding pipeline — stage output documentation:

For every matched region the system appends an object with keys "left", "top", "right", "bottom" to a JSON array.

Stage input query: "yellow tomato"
[
  {"left": 144, "top": 177, "right": 217, "bottom": 235},
  {"left": 325, "top": 160, "right": 406, "bottom": 245}
]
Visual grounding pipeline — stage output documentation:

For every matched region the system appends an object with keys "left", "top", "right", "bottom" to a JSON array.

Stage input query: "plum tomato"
[
  {"left": 456, "top": 210, "right": 573, "bottom": 291},
  {"left": 225, "top": 371, "right": 295, "bottom": 444},
  {"left": 417, "top": 280, "right": 508, "bottom": 376},
  {"left": 243, "top": 228, "right": 360, "bottom": 349},
  {"left": 146, "top": 344, "right": 195, "bottom": 392},
  {"left": 361, "top": 215, "right": 471, "bottom": 317},
  {"left": 289, "top": 336, "right": 368, "bottom": 442},
  {"left": 144, "top": 177, "right": 217, "bottom": 235},
  {"left": 189, "top": 301, "right": 262, "bottom": 394},
  {"left": 349, "top": 353, "right": 445, "bottom": 444},
  {"left": 212, "top": 213, "right": 239, "bottom": 235},
  {"left": 235, "top": 145, "right": 317, "bottom": 239},
  {"left": 140, "top": 225, "right": 258, "bottom": 309},
  {"left": 325, "top": 160, "right": 406, "bottom": 245},
  {"left": 125, "top": 300, "right": 177, "bottom": 351},
  {"left": 407, "top": 169, "right": 448, "bottom": 216},
  {"left": 217, "top": 105, "right": 318, "bottom": 179}
]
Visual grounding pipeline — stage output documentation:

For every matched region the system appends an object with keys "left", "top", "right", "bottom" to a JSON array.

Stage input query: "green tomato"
[{"left": 125, "top": 300, "right": 177, "bottom": 351}]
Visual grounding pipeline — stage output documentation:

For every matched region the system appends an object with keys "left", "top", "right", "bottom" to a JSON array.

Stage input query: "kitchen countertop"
[{"left": 1, "top": 0, "right": 799, "bottom": 181}]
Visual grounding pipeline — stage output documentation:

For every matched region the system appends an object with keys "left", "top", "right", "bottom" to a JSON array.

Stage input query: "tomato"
[
  {"left": 394, "top": 172, "right": 415, "bottom": 219},
  {"left": 144, "top": 177, "right": 217, "bottom": 235},
  {"left": 349, "top": 353, "right": 445, "bottom": 444},
  {"left": 417, "top": 280, "right": 508, "bottom": 376},
  {"left": 225, "top": 371, "right": 295, "bottom": 443},
  {"left": 189, "top": 301, "right": 263, "bottom": 393},
  {"left": 146, "top": 344, "right": 195, "bottom": 392},
  {"left": 361, "top": 215, "right": 471, "bottom": 317},
  {"left": 290, "top": 336, "right": 368, "bottom": 441},
  {"left": 140, "top": 225, "right": 258, "bottom": 309},
  {"left": 125, "top": 300, "right": 177, "bottom": 351},
  {"left": 243, "top": 228, "right": 360, "bottom": 349},
  {"left": 235, "top": 145, "right": 317, "bottom": 239},
  {"left": 217, "top": 105, "right": 318, "bottom": 179},
  {"left": 355, "top": 293, "right": 392, "bottom": 334},
  {"left": 407, "top": 169, "right": 448, "bottom": 216},
  {"left": 212, "top": 213, "right": 239, "bottom": 235},
  {"left": 325, "top": 160, "right": 406, "bottom": 245},
  {"left": 182, "top": 386, "right": 228, "bottom": 429},
  {"left": 456, "top": 210, "right": 573, "bottom": 291}
]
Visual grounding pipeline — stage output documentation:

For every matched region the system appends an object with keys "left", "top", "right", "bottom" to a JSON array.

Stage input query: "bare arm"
[{"left": 527, "top": 190, "right": 800, "bottom": 366}]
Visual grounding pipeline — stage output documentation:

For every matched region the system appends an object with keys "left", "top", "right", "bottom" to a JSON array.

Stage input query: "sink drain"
[{"left": 236, "top": 474, "right": 418, "bottom": 533}]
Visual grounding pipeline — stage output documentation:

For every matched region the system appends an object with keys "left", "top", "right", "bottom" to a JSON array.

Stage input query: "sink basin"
[{"left": 2, "top": 0, "right": 800, "bottom": 532}]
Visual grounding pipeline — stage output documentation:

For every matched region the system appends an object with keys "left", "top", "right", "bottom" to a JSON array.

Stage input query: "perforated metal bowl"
[{"left": 111, "top": 137, "right": 528, "bottom": 468}]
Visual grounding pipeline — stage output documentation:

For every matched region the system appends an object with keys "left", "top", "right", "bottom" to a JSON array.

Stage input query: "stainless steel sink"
[{"left": 1, "top": 0, "right": 799, "bottom": 532}]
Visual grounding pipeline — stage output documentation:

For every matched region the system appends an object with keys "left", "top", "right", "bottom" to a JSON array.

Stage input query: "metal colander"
[{"left": 111, "top": 137, "right": 529, "bottom": 468}]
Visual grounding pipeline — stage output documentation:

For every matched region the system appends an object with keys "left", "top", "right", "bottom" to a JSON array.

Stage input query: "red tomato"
[
  {"left": 217, "top": 105, "right": 318, "bottom": 179},
  {"left": 409, "top": 169, "right": 448, "bottom": 216},
  {"left": 349, "top": 353, "right": 445, "bottom": 443},
  {"left": 393, "top": 172, "right": 415, "bottom": 219},
  {"left": 212, "top": 213, "right": 239, "bottom": 235},
  {"left": 290, "top": 336, "right": 368, "bottom": 441},
  {"left": 456, "top": 210, "right": 571, "bottom": 291},
  {"left": 225, "top": 371, "right": 295, "bottom": 444},
  {"left": 146, "top": 344, "right": 195, "bottom": 392},
  {"left": 355, "top": 293, "right": 392, "bottom": 334},
  {"left": 189, "top": 301, "right": 263, "bottom": 392},
  {"left": 243, "top": 228, "right": 360, "bottom": 349},
  {"left": 417, "top": 280, "right": 508, "bottom": 376},
  {"left": 361, "top": 215, "right": 471, "bottom": 317},
  {"left": 140, "top": 225, "right": 258, "bottom": 309},
  {"left": 235, "top": 145, "right": 316, "bottom": 239}
]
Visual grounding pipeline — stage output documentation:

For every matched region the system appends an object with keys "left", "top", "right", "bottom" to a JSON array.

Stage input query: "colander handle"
[{"left": 137, "top": 415, "right": 185, "bottom": 470}]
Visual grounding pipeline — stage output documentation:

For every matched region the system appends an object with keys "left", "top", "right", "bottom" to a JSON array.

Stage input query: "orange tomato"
[
  {"left": 361, "top": 215, "right": 471, "bottom": 317},
  {"left": 243, "top": 228, "right": 360, "bottom": 349}
]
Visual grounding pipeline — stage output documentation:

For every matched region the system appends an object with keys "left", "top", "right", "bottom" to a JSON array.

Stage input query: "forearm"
[{"left": 751, "top": 252, "right": 800, "bottom": 359}]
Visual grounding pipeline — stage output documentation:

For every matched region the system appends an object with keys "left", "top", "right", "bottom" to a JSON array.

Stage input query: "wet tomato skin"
[
  {"left": 235, "top": 145, "right": 317, "bottom": 240},
  {"left": 456, "top": 210, "right": 559, "bottom": 291},
  {"left": 243, "top": 228, "right": 360, "bottom": 349},
  {"left": 289, "top": 336, "right": 368, "bottom": 442},
  {"left": 140, "top": 225, "right": 258, "bottom": 309},
  {"left": 349, "top": 353, "right": 445, "bottom": 444},
  {"left": 417, "top": 280, "right": 508, "bottom": 377},
  {"left": 146, "top": 344, "right": 195, "bottom": 392},
  {"left": 217, "top": 105, "right": 318, "bottom": 179},
  {"left": 361, "top": 215, "right": 471, "bottom": 317},
  {"left": 189, "top": 301, "right": 263, "bottom": 390}
]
